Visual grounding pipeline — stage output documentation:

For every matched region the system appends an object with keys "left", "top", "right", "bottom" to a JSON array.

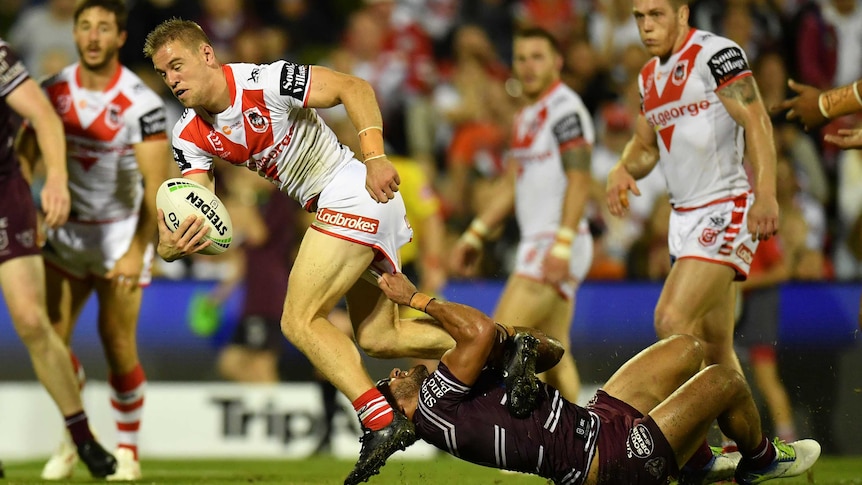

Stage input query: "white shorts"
[
  {"left": 310, "top": 159, "right": 412, "bottom": 274},
  {"left": 513, "top": 225, "right": 593, "bottom": 300},
  {"left": 668, "top": 192, "right": 759, "bottom": 281},
  {"left": 44, "top": 215, "right": 154, "bottom": 285}
]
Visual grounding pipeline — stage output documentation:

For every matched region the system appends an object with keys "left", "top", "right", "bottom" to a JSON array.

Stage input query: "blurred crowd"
[{"left": 3, "top": 0, "right": 862, "bottom": 285}]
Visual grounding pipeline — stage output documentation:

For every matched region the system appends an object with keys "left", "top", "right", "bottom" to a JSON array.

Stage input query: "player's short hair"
[
  {"left": 74, "top": 0, "right": 128, "bottom": 33},
  {"left": 514, "top": 27, "right": 561, "bottom": 55},
  {"left": 668, "top": 0, "right": 692, "bottom": 11},
  {"left": 143, "top": 18, "right": 212, "bottom": 59}
]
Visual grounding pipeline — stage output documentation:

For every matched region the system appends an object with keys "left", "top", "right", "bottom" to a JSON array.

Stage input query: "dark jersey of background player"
[
  {"left": 0, "top": 41, "right": 27, "bottom": 177},
  {"left": 415, "top": 362, "right": 598, "bottom": 483}
]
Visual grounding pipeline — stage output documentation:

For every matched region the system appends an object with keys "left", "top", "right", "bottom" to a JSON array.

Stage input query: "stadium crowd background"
[
  {"left": 1, "top": 0, "right": 861, "bottom": 455},
  {"left": 4, "top": 0, "right": 862, "bottom": 284}
]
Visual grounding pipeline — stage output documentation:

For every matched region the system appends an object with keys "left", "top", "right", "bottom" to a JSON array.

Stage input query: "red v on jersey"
[
  {"left": 511, "top": 106, "right": 548, "bottom": 149},
  {"left": 641, "top": 43, "right": 702, "bottom": 151},
  {"left": 180, "top": 88, "right": 275, "bottom": 165}
]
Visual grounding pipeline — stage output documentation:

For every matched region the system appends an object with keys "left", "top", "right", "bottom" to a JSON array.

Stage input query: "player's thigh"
[
  {"left": 602, "top": 335, "right": 704, "bottom": 416},
  {"left": 346, "top": 277, "right": 392, "bottom": 335},
  {"left": 0, "top": 255, "right": 48, "bottom": 329},
  {"left": 493, "top": 275, "right": 559, "bottom": 327},
  {"left": 43, "top": 263, "right": 93, "bottom": 339},
  {"left": 283, "top": 227, "right": 374, "bottom": 325},
  {"left": 655, "top": 258, "right": 735, "bottom": 333}
]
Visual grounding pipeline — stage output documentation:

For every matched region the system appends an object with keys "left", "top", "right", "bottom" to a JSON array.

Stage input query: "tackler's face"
[
  {"left": 152, "top": 40, "right": 212, "bottom": 109},
  {"left": 379, "top": 365, "right": 430, "bottom": 414}
]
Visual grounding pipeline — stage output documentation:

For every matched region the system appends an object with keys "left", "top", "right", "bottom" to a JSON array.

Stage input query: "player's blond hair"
[{"left": 143, "top": 18, "right": 213, "bottom": 59}]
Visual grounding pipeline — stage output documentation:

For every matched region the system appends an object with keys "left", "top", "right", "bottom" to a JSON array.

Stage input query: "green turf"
[{"left": 0, "top": 455, "right": 859, "bottom": 484}]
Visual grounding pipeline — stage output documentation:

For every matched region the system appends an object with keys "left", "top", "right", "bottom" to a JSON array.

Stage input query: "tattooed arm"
[
  {"left": 718, "top": 75, "right": 779, "bottom": 240},
  {"left": 771, "top": 79, "right": 862, "bottom": 130}
]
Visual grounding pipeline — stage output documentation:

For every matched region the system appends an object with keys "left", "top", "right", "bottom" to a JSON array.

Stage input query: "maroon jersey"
[
  {"left": 0, "top": 39, "right": 29, "bottom": 177},
  {"left": 414, "top": 363, "right": 599, "bottom": 485}
]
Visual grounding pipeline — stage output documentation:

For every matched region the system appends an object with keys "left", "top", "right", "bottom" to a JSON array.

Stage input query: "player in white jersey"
[
  {"left": 605, "top": 0, "right": 779, "bottom": 388},
  {"left": 143, "top": 19, "right": 457, "bottom": 484},
  {"left": 16, "top": 1, "right": 170, "bottom": 480},
  {"left": 451, "top": 28, "right": 594, "bottom": 404}
]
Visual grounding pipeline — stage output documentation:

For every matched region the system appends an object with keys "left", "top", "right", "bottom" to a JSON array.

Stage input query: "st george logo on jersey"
[
  {"left": 105, "top": 103, "right": 122, "bottom": 131},
  {"left": 244, "top": 107, "right": 269, "bottom": 134},
  {"left": 671, "top": 60, "right": 689, "bottom": 86}
]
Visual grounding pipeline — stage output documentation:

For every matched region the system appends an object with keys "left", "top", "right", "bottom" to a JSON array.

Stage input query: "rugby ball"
[{"left": 156, "top": 178, "right": 232, "bottom": 255}]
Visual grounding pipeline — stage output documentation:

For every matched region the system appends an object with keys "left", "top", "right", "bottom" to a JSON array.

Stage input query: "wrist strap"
[
  {"left": 818, "top": 93, "right": 831, "bottom": 120},
  {"left": 409, "top": 292, "right": 435, "bottom": 312},
  {"left": 550, "top": 242, "right": 572, "bottom": 260},
  {"left": 496, "top": 322, "right": 515, "bottom": 337}
]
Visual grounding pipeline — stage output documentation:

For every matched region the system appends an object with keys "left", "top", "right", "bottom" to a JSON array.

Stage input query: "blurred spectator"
[
  {"left": 513, "top": 0, "right": 585, "bottom": 45},
  {"left": 7, "top": 0, "right": 77, "bottom": 78},
  {"left": 231, "top": 26, "right": 289, "bottom": 64},
  {"left": 821, "top": 0, "right": 862, "bottom": 87},
  {"left": 587, "top": 0, "right": 642, "bottom": 63},
  {"left": 433, "top": 24, "right": 515, "bottom": 224},
  {"left": 196, "top": 0, "right": 261, "bottom": 63},
  {"left": 400, "top": 0, "right": 462, "bottom": 62},
  {"left": 833, "top": 148, "right": 862, "bottom": 279},
  {"left": 119, "top": 0, "right": 201, "bottom": 68},
  {"left": 774, "top": 156, "right": 827, "bottom": 280},
  {"left": 257, "top": 0, "right": 343, "bottom": 63},
  {"left": 560, "top": 37, "right": 617, "bottom": 114},
  {"left": 460, "top": 0, "right": 516, "bottom": 63},
  {"left": 691, "top": 0, "right": 783, "bottom": 61},
  {"left": 626, "top": 194, "right": 672, "bottom": 280},
  {"left": 734, "top": 235, "right": 799, "bottom": 445},
  {"left": 590, "top": 102, "right": 667, "bottom": 276},
  {"left": 790, "top": 0, "right": 837, "bottom": 89}
]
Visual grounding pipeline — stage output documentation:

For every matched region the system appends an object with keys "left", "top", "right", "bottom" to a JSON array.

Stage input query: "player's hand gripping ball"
[{"left": 156, "top": 178, "right": 233, "bottom": 255}]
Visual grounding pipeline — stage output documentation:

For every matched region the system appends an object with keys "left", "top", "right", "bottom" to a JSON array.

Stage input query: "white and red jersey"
[
  {"left": 639, "top": 29, "right": 752, "bottom": 209},
  {"left": 42, "top": 63, "right": 167, "bottom": 221},
  {"left": 171, "top": 62, "right": 354, "bottom": 209},
  {"left": 510, "top": 81, "right": 595, "bottom": 239}
]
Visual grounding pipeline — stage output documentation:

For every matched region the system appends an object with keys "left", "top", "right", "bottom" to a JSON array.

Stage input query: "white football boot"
[
  {"left": 106, "top": 448, "right": 142, "bottom": 481},
  {"left": 41, "top": 433, "right": 78, "bottom": 480}
]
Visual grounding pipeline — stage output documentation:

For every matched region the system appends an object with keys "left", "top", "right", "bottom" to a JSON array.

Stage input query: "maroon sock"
[
  {"left": 744, "top": 436, "right": 777, "bottom": 469},
  {"left": 65, "top": 411, "right": 94, "bottom": 446},
  {"left": 684, "top": 440, "right": 715, "bottom": 470}
]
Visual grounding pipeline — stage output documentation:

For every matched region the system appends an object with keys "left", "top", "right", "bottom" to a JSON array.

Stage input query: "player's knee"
[
  {"left": 355, "top": 331, "right": 396, "bottom": 359},
  {"left": 702, "top": 364, "right": 749, "bottom": 399},
  {"left": 12, "top": 311, "right": 52, "bottom": 347},
  {"left": 665, "top": 334, "right": 704, "bottom": 372},
  {"left": 654, "top": 305, "right": 687, "bottom": 338}
]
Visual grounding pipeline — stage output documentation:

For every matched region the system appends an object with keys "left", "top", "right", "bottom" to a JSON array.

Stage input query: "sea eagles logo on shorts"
[
  {"left": 316, "top": 208, "right": 379, "bottom": 234},
  {"left": 736, "top": 244, "right": 754, "bottom": 265},
  {"left": 16, "top": 229, "right": 35, "bottom": 248},
  {"left": 105, "top": 103, "right": 122, "bottom": 131},
  {"left": 709, "top": 216, "right": 726, "bottom": 228},
  {"left": 671, "top": 60, "right": 689, "bottom": 86},
  {"left": 699, "top": 227, "right": 719, "bottom": 246},
  {"left": 626, "top": 423, "right": 655, "bottom": 459},
  {"left": 244, "top": 107, "right": 269, "bottom": 134}
]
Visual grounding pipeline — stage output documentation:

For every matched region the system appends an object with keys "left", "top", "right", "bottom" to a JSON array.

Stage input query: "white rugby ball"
[{"left": 156, "top": 178, "right": 232, "bottom": 255}]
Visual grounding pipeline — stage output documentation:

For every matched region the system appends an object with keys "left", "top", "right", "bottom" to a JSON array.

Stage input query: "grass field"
[{"left": 1, "top": 455, "right": 860, "bottom": 484}]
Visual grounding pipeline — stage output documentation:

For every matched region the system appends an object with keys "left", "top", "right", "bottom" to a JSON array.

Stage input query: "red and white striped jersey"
[
  {"left": 42, "top": 63, "right": 167, "bottom": 221},
  {"left": 639, "top": 29, "right": 752, "bottom": 209},
  {"left": 170, "top": 62, "right": 355, "bottom": 209},
  {"left": 510, "top": 81, "right": 595, "bottom": 239}
]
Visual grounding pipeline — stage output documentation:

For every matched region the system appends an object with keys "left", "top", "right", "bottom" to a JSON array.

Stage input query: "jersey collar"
[
  {"left": 74, "top": 62, "right": 122, "bottom": 92},
  {"left": 222, "top": 64, "right": 237, "bottom": 107}
]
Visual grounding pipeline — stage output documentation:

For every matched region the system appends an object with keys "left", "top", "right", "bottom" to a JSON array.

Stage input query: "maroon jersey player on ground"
[{"left": 375, "top": 272, "right": 820, "bottom": 485}]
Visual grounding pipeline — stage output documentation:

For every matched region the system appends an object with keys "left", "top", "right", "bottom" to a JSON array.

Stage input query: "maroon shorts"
[
  {"left": 588, "top": 389, "right": 678, "bottom": 485},
  {"left": 0, "top": 173, "right": 39, "bottom": 265}
]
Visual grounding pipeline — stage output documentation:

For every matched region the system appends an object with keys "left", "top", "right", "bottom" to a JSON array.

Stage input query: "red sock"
[
  {"left": 352, "top": 388, "right": 393, "bottom": 431},
  {"left": 684, "top": 440, "right": 715, "bottom": 471},
  {"left": 109, "top": 364, "right": 146, "bottom": 460},
  {"left": 744, "top": 436, "right": 777, "bottom": 469}
]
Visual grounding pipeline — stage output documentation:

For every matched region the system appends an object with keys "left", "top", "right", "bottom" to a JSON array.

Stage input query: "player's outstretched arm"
[
  {"left": 718, "top": 75, "right": 779, "bottom": 241},
  {"left": 606, "top": 114, "right": 657, "bottom": 217},
  {"left": 305, "top": 65, "right": 399, "bottom": 203},
  {"left": 772, "top": 78, "right": 862, "bottom": 130},
  {"left": 8, "top": 78, "right": 70, "bottom": 228}
]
